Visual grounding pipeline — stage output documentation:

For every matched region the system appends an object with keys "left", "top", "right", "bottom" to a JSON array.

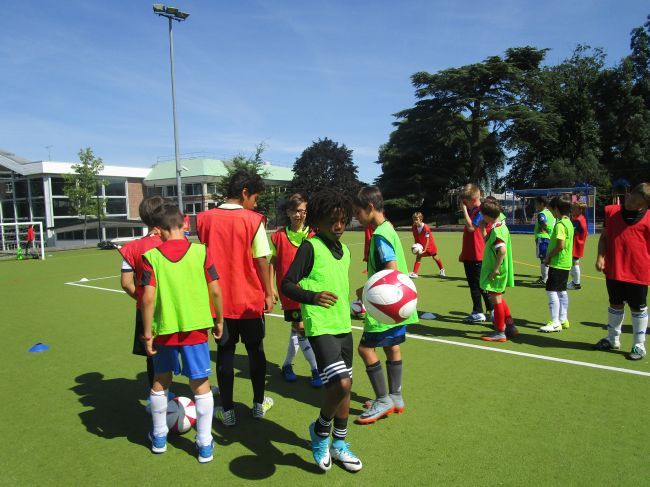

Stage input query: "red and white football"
[{"left": 362, "top": 269, "right": 418, "bottom": 324}]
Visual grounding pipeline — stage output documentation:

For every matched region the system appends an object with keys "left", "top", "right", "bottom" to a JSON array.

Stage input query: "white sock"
[
  {"left": 559, "top": 291, "right": 569, "bottom": 323},
  {"left": 150, "top": 389, "right": 169, "bottom": 437},
  {"left": 283, "top": 329, "right": 299, "bottom": 367},
  {"left": 194, "top": 392, "right": 214, "bottom": 447},
  {"left": 298, "top": 336, "right": 318, "bottom": 371},
  {"left": 607, "top": 307, "right": 625, "bottom": 345},
  {"left": 541, "top": 264, "right": 549, "bottom": 282},
  {"left": 570, "top": 264, "right": 580, "bottom": 285},
  {"left": 631, "top": 307, "right": 648, "bottom": 348},
  {"left": 546, "top": 291, "right": 560, "bottom": 324}
]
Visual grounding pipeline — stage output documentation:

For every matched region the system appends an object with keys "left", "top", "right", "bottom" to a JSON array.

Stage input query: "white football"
[
  {"left": 350, "top": 299, "right": 366, "bottom": 317},
  {"left": 166, "top": 396, "right": 197, "bottom": 434},
  {"left": 411, "top": 243, "right": 424, "bottom": 255},
  {"left": 362, "top": 269, "right": 418, "bottom": 324}
]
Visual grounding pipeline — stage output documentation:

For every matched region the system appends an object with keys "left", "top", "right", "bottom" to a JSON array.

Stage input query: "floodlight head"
[
  {"left": 176, "top": 10, "right": 189, "bottom": 20},
  {"left": 152, "top": 3, "right": 165, "bottom": 13},
  {"left": 166, "top": 6, "right": 178, "bottom": 15}
]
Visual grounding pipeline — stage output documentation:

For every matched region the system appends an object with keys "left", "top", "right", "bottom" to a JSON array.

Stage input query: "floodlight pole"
[{"left": 167, "top": 16, "right": 183, "bottom": 210}]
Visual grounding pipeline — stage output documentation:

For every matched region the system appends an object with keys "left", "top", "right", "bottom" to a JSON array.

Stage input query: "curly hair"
[{"left": 306, "top": 188, "right": 352, "bottom": 228}]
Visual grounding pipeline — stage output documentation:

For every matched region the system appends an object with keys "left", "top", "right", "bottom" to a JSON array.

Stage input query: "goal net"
[{"left": 0, "top": 221, "right": 46, "bottom": 260}]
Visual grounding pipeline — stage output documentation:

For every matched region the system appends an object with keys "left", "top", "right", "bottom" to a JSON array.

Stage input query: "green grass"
[{"left": 2, "top": 231, "right": 648, "bottom": 485}]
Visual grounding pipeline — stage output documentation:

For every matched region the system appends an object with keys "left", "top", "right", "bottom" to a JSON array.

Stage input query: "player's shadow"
[
  {"left": 514, "top": 273, "right": 536, "bottom": 278},
  {"left": 69, "top": 372, "right": 195, "bottom": 456},
  {"left": 418, "top": 275, "right": 467, "bottom": 282},
  {"left": 513, "top": 279, "right": 545, "bottom": 289},
  {"left": 580, "top": 321, "right": 634, "bottom": 334},
  {"left": 407, "top": 321, "right": 472, "bottom": 339}
]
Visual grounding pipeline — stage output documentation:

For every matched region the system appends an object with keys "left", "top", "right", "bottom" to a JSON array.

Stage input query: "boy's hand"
[
  {"left": 141, "top": 335, "right": 156, "bottom": 356},
  {"left": 313, "top": 291, "right": 338, "bottom": 308},
  {"left": 595, "top": 255, "right": 605, "bottom": 273},
  {"left": 489, "top": 270, "right": 499, "bottom": 280},
  {"left": 355, "top": 286, "right": 363, "bottom": 300},
  {"left": 263, "top": 294, "right": 275, "bottom": 313},
  {"left": 212, "top": 321, "right": 224, "bottom": 340}
]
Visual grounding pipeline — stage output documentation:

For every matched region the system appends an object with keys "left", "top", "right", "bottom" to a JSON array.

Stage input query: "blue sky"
[{"left": 2, "top": 1, "right": 648, "bottom": 183}]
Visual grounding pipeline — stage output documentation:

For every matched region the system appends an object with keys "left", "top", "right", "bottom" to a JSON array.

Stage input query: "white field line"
[{"left": 64, "top": 279, "right": 649, "bottom": 378}]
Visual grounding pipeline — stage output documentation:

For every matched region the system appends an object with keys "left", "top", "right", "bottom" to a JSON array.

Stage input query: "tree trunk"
[
  {"left": 470, "top": 101, "right": 482, "bottom": 184},
  {"left": 83, "top": 215, "right": 87, "bottom": 245}
]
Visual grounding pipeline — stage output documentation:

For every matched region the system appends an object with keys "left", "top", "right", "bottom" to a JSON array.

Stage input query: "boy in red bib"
[
  {"left": 593, "top": 183, "right": 650, "bottom": 361},
  {"left": 568, "top": 202, "right": 588, "bottom": 290},
  {"left": 409, "top": 212, "right": 445, "bottom": 278}
]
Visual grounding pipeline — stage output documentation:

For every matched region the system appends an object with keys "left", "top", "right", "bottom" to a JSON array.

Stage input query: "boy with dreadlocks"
[{"left": 282, "top": 189, "right": 362, "bottom": 473}]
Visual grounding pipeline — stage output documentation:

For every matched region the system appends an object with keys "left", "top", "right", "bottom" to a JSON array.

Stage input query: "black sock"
[
  {"left": 315, "top": 412, "right": 332, "bottom": 437},
  {"left": 332, "top": 417, "right": 348, "bottom": 441},
  {"left": 245, "top": 341, "right": 267, "bottom": 404},
  {"left": 217, "top": 345, "right": 236, "bottom": 410},
  {"left": 366, "top": 361, "right": 388, "bottom": 399},
  {"left": 386, "top": 360, "right": 402, "bottom": 395}
]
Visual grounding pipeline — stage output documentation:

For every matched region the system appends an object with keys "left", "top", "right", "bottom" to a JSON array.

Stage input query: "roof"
[{"left": 144, "top": 157, "right": 293, "bottom": 182}]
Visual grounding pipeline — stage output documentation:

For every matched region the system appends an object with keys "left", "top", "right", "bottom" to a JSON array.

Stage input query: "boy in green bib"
[
  {"left": 353, "top": 186, "right": 418, "bottom": 425},
  {"left": 281, "top": 189, "right": 362, "bottom": 473},
  {"left": 479, "top": 199, "right": 517, "bottom": 342},
  {"left": 534, "top": 196, "right": 556, "bottom": 285},
  {"left": 141, "top": 203, "right": 224, "bottom": 463},
  {"left": 540, "top": 197, "right": 574, "bottom": 333}
]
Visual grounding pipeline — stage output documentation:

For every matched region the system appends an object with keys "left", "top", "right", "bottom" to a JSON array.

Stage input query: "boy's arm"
[
  {"left": 489, "top": 247, "right": 506, "bottom": 280},
  {"left": 461, "top": 204, "right": 476, "bottom": 232},
  {"left": 595, "top": 232, "right": 607, "bottom": 272},
  {"left": 544, "top": 238, "right": 564, "bottom": 264},
  {"left": 253, "top": 257, "right": 275, "bottom": 312},
  {"left": 268, "top": 258, "right": 279, "bottom": 302},
  {"left": 141, "top": 285, "right": 156, "bottom": 356},
  {"left": 281, "top": 241, "right": 336, "bottom": 307},
  {"left": 120, "top": 271, "right": 137, "bottom": 300},
  {"left": 208, "top": 280, "right": 224, "bottom": 340}
]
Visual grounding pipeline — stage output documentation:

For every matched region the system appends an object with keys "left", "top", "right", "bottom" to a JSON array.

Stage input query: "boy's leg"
[
  {"left": 627, "top": 283, "right": 648, "bottom": 360},
  {"left": 594, "top": 279, "right": 627, "bottom": 350},
  {"left": 385, "top": 344, "right": 404, "bottom": 412},
  {"left": 463, "top": 261, "right": 485, "bottom": 318},
  {"left": 412, "top": 255, "right": 422, "bottom": 276},
  {"left": 559, "top": 290, "right": 569, "bottom": 326},
  {"left": 282, "top": 328, "right": 299, "bottom": 368},
  {"left": 570, "top": 257, "right": 581, "bottom": 286},
  {"left": 432, "top": 254, "right": 445, "bottom": 271},
  {"left": 190, "top": 378, "right": 214, "bottom": 452},
  {"left": 245, "top": 340, "right": 267, "bottom": 404},
  {"left": 482, "top": 293, "right": 508, "bottom": 342},
  {"left": 149, "top": 348, "right": 175, "bottom": 452},
  {"left": 541, "top": 268, "right": 563, "bottom": 332}
]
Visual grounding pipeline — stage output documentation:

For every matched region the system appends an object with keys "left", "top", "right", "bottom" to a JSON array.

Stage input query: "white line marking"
[
  {"left": 71, "top": 275, "right": 121, "bottom": 283},
  {"left": 66, "top": 280, "right": 649, "bottom": 378}
]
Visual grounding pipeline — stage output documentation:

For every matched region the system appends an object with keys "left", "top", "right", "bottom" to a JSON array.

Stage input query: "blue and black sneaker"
[
  {"left": 309, "top": 422, "right": 331, "bottom": 471},
  {"left": 310, "top": 369, "right": 323, "bottom": 388},
  {"left": 148, "top": 431, "right": 167, "bottom": 454},
  {"left": 282, "top": 365, "right": 298, "bottom": 382},
  {"left": 196, "top": 439, "right": 214, "bottom": 463}
]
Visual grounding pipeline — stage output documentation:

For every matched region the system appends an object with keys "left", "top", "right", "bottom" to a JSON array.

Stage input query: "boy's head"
[
  {"left": 625, "top": 182, "right": 650, "bottom": 211},
  {"left": 226, "top": 169, "right": 265, "bottom": 209},
  {"left": 535, "top": 195, "right": 548, "bottom": 211},
  {"left": 480, "top": 198, "right": 502, "bottom": 223},
  {"left": 571, "top": 201, "right": 587, "bottom": 217},
  {"left": 151, "top": 202, "right": 185, "bottom": 239},
  {"left": 412, "top": 212, "right": 424, "bottom": 225},
  {"left": 139, "top": 195, "right": 167, "bottom": 228},
  {"left": 548, "top": 196, "right": 571, "bottom": 217},
  {"left": 353, "top": 186, "right": 384, "bottom": 226},
  {"left": 306, "top": 188, "right": 352, "bottom": 241},
  {"left": 285, "top": 193, "right": 307, "bottom": 227},
  {"left": 459, "top": 183, "right": 481, "bottom": 206}
]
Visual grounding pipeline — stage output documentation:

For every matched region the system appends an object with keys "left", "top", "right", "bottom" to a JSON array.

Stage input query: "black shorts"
[
  {"left": 284, "top": 309, "right": 303, "bottom": 323},
  {"left": 132, "top": 309, "right": 147, "bottom": 357},
  {"left": 546, "top": 267, "right": 570, "bottom": 292},
  {"left": 606, "top": 279, "right": 648, "bottom": 310},
  {"left": 307, "top": 333, "right": 353, "bottom": 388},
  {"left": 217, "top": 317, "right": 265, "bottom": 347}
]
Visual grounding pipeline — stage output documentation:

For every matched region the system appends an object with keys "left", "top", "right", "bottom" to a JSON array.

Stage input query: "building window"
[
  {"left": 147, "top": 186, "right": 163, "bottom": 196},
  {"left": 184, "top": 202, "right": 202, "bottom": 215},
  {"left": 51, "top": 178, "right": 67, "bottom": 196},
  {"left": 104, "top": 178, "right": 126, "bottom": 196},
  {"left": 106, "top": 199, "right": 127, "bottom": 215},
  {"left": 52, "top": 198, "right": 75, "bottom": 217},
  {"left": 206, "top": 183, "right": 218, "bottom": 195},
  {"left": 166, "top": 185, "right": 177, "bottom": 198},
  {"left": 185, "top": 183, "right": 202, "bottom": 196},
  {"left": 29, "top": 179, "right": 44, "bottom": 198}
]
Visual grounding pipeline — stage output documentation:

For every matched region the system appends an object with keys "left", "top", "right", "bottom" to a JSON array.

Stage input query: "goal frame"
[{"left": 0, "top": 221, "right": 46, "bottom": 260}]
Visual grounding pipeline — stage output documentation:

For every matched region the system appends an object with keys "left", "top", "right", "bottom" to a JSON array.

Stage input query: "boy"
[
  {"left": 593, "top": 183, "right": 650, "bottom": 360},
  {"left": 568, "top": 202, "right": 588, "bottom": 290},
  {"left": 459, "top": 184, "right": 493, "bottom": 322},
  {"left": 534, "top": 196, "right": 556, "bottom": 285},
  {"left": 196, "top": 169, "right": 275, "bottom": 426},
  {"left": 353, "top": 186, "right": 418, "bottom": 424},
  {"left": 270, "top": 193, "right": 322, "bottom": 387},
  {"left": 141, "top": 202, "right": 224, "bottom": 463},
  {"left": 539, "top": 196, "right": 573, "bottom": 333},
  {"left": 281, "top": 189, "right": 362, "bottom": 472},
  {"left": 409, "top": 212, "right": 445, "bottom": 278},
  {"left": 479, "top": 199, "right": 517, "bottom": 342},
  {"left": 118, "top": 195, "right": 165, "bottom": 389}
]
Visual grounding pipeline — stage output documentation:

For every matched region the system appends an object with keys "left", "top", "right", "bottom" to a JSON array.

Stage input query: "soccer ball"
[
  {"left": 411, "top": 243, "right": 423, "bottom": 255},
  {"left": 362, "top": 269, "right": 418, "bottom": 324},
  {"left": 166, "top": 396, "right": 197, "bottom": 434},
  {"left": 350, "top": 299, "right": 366, "bottom": 318}
]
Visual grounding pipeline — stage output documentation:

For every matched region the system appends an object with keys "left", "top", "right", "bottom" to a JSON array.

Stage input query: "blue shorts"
[
  {"left": 360, "top": 325, "right": 406, "bottom": 348},
  {"left": 537, "top": 238, "right": 550, "bottom": 260},
  {"left": 152, "top": 341, "right": 212, "bottom": 379}
]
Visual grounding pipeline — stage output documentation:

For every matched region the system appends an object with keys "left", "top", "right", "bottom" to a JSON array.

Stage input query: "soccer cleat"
[
  {"left": 196, "top": 440, "right": 214, "bottom": 463},
  {"left": 408, "top": 272, "right": 419, "bottom": 279},
  {"left": 281, "top": 364, "right": 298, "bottom": 382},
  {"left": 252, "top": 396, "right": 274, "bottom": 418},
  {"left": 626, "top": 344, "right": 646, "bottom": 361},
  {"left": 592, "top": 338, "right": 620, "bottom": 351},
  {"left": 534, "top": 277, "right": 546, "bottom": 285},
  {"left": 439, "top": 269, "right": 446, "bottom": 277},
  {"left": 567, "top": 281, "right": 581, "bottom": 290},
  {"left": 310, "top": 369, "right": 323, "bottom": 388},
  {"left": 330, "top": 439, "right": 363, "bottom": 472},
  {"left": 540, "top": 321, "right": 562, "bottom": 333},
  {"left": 309, "top": 422, "right": 332, "bottom": 471},
  {"left": 463, "top": 312, "right": 486, "bottom": 323},
  {"left": 356, "top": 398, "right": 394, "bottom": 424},
  {"left": 561, "top": 320, "right": 570, "bottom": 329},
  {"left": 148, "top": 431, "right": 167, "bottom": 454},
  {"left": 505, "top": 323, "right": 519, "bottom": 338},
  {"left": 389, "top": 393, "right": 405, "bottom": 413},
  {"left": 215, "top": 407, "right": 236, "bottom": 426},
  {"left": 481, "top": 331, "right": 507, "bottom": 342}
]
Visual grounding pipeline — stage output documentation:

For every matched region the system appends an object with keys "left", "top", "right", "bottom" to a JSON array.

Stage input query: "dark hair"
[
  {"left": 139, "top": 196, "right": 167, "bottom": 227},
  {"left": 630, "top": 182, "right": 650, "bottom": 205},
  {"left": 535, "top": 195, "right": 548, "bottom": 206},
  {"left": 226, "top": 169, "right": 265, "bottom": 199},
  {"left": 286, "top": 193, "right": 307, "bottom": 211},
  {"left": 306, "top": 188, "right": 352, "bottom": 228},
  {"left": 480, "top": 199, "right": 502, "bottom": 219},
  {"left": 549, "top": 196, "right": 571, "bottom": 216},
  {"left": 152, "top": 202, "right": 184, "bottom": 231},
  {"left": 353, "top": 186, "right": 384, "bottom": 212}
]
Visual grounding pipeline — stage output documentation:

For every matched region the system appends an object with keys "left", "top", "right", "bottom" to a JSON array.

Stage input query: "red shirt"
[
  {"left": 412, "top": 223, "right": 438, "bottom": 254},
  {"left": 141, "top": 239, "right": 219, "bottom": 345},
  {"left": 604, "top": 205, "right": 650, "bottom": 285},
  {"left": 27, "top": 226, "right": 35, "bottom": 242},
  {"left": 118, "top": 234, "right": 163, "bottom": 309},
  {"left": 572, "top": 214, "right": 587, "bottom": 258},
  {"left": 271, "top": 227, "right": 315, "bottom": 311},
  {"left": 459, "top": 206, "right": 485, "bottom": 262}
]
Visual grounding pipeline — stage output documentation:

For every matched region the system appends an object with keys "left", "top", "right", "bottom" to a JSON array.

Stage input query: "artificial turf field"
[{"left": 2, "top": 230, "right": 649, "bottom": 486}]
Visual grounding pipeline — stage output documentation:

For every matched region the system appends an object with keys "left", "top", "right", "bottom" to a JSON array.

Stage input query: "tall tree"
[
  {"left": 63, "top": 147, "right": 105, "bottom": 244},
  {"left": 290, "top": 138, "right": 362, "bottom": 199}
]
